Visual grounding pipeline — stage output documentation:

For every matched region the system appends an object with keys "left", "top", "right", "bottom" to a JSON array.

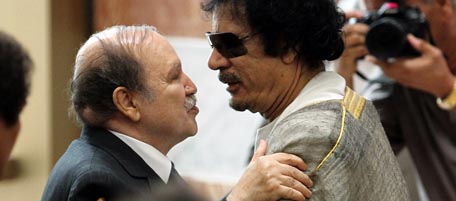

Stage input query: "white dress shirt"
[{"left": 109, "top": 130, "right": 172, "bottom": 183}]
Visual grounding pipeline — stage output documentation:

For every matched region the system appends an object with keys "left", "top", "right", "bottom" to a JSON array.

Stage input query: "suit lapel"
[
  {"left": 168, "top": 162, "right": 187, "bottom": 187},
  {"left": 80, "top": 126, "right": 164, "bottom": 187}
]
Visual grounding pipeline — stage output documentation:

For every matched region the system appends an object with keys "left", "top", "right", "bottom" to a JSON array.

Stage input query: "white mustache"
[{"left": 184, "top": 95, "right": 197, "bottom": 111}]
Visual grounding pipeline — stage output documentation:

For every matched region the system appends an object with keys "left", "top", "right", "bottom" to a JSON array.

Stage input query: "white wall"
[
  {"left": 0, "top": 0, "right": 51, "bottom": 200},
  {"left": 167, "top": 37, "right": 265, "bottom": 183}
]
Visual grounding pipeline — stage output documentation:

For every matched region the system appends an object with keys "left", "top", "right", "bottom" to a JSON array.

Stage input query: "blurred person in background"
[
  {"left": 0, "top": 31, "right": 32, "bottom": 179},
  {"left": 335, "top": 0, "right": 456, "bottom": 200},
  {"left": 202, "top": 0, "right": 409, "bottom": 200},
  {"left": 42, "top": 25, "right": 312, "bottom": 201}
]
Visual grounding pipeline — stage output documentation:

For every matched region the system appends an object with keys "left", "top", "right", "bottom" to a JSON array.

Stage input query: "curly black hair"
[
  {"left": 202, "top": 0, "right": 345, "bottom": 69},
  {"left": 0, "top": 31, "right": 32, "bottom": 127}
]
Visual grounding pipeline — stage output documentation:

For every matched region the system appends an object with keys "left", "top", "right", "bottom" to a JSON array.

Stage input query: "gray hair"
[{"left": 71, "top": 25, "right": 157, "bottom": 126}]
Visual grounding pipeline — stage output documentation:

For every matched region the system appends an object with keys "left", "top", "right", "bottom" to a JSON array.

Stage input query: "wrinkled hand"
[
  {"left": 227, "top": 140, "right": 313, "bottom": 201},
  {"left": 366, "top": 34, "right": 455, "bottom": 98},
  {"left": 336, "top": 11, "right": 369, "bottom": 87}
]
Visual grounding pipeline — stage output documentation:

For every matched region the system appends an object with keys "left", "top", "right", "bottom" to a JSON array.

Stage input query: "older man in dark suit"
[{"left": 42, "top": 25, "right": 313, "bottom": 201}]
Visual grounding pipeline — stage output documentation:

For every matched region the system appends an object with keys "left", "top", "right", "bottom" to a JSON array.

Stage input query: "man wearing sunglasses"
[
  {"left": 42, "top": 25, "right": 313, "bottom": 201},
  {"left": 202, "top": 0, "right": 410, "bottom": 200}
]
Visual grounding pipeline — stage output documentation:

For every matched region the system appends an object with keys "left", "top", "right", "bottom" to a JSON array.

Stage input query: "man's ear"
[
  {"left": 435, "top": 0, "right": 447, "bottom": 6},
  {"left": 112, "top": 87, "right": 141, "bottom": 122},
  {"left": 434, "top": 0, "right": 453, "bottom": 12},
  {"left": 436, "top": 0, "right": 454, "bottom": 19},
  {"left": 282, "top": 49, "right": 298, "bottom": 64}
]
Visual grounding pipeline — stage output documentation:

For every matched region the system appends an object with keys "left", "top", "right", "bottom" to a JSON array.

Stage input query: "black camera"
[{"left": 354, "top": 2, "right": 429, "bottom": 61}]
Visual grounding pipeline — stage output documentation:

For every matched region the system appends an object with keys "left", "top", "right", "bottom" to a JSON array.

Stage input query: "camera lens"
[{"left": 365, "top": 17, "right": 408, "bottom": 61}]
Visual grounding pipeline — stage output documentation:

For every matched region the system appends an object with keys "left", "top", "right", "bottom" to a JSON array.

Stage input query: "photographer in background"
[
  {"left": 336, "top": 0, "right": 456, "bottom": 200},
  {"left": 0, "top": 31, "right": 32, "bottom": 179},
  {"left": 335, "top": 0, "right": 385, "bottom": 91}
]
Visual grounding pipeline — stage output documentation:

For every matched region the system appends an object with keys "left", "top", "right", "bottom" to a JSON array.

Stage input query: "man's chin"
[
  {"left": 191, "top": 125, "right": 198, "bottom": 136},
  {"left": 189, "top": 122, "right": 198, "bottom": 135},
  {"left": 229, "top": 99, "right": 249, "bottom": 112},
  {"left": 181, "top": 126, "right": 198, "bottom": 140}
]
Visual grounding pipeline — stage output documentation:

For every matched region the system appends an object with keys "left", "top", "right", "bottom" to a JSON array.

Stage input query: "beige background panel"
[
  {"left": 0, "top": 0, "right": 51, "bottom": 200},
  {"left": 94, "top": 0, "right": 211, "bottom": 37},
  {"left": 0, "top": 0, "right": 86, "bottom": 200},
  {"left": 50, "top": 0, "right": 88, "bottom": 165}
]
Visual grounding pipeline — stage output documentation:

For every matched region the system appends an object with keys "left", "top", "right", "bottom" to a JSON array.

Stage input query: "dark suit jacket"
[{"left": 42, "top": 126, "right": 167, "bottom": 201}]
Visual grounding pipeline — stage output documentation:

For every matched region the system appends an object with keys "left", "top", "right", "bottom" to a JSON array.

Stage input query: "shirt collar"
[
  {"left": 108, "top": 130, "right": 172, "bottom": 183},
  {"left": 256, "top": 71, "right": 345, "bottom": 149}
]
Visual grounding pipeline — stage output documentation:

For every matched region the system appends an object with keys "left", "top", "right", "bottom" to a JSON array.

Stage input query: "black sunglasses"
[{"left": 205, "top": 32, "right": 253, "bottom": 58}]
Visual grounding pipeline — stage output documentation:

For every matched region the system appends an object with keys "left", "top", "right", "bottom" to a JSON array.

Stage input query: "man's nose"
[
  {"left": 207, "top": 48, "right": 231, "bottom": 71},
  {"left": 184, "top": 74, "right": 197, "bottom": 95}
]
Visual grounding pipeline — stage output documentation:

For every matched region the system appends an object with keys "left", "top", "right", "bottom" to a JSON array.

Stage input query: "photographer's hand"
[
  {"left": 336, "top": 11, "right": 369, "bottom": 88},
  {"left": 366, "top": 34, "right": 455, "bottom": 98}
]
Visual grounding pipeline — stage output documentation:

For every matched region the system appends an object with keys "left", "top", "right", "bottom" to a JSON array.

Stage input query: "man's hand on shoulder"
[{"left": 227, "top": 140, "right": 313, "bottom": 201}]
